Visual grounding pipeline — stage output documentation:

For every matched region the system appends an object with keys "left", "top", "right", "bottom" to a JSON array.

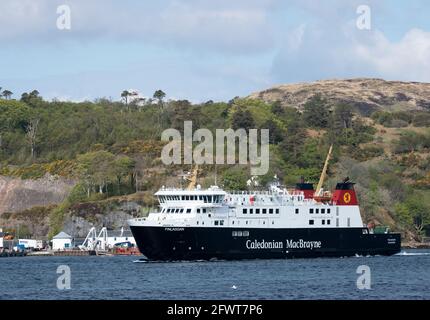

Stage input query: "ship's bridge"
[{"left": 155, "top": 185, "right": 227, "bottom": 205}]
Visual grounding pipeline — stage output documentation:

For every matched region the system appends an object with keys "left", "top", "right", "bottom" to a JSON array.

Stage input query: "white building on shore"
[
  {"left": 0, "top": 228, "right": 4, "bottom": 249},
  {"left": 52, "top": 231, "right": 72, "bottom": 250}
]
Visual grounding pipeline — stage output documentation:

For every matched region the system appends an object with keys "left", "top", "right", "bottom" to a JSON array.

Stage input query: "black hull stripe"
[{"left": 130, "top": 226, "right": 401, "bottom": 261}]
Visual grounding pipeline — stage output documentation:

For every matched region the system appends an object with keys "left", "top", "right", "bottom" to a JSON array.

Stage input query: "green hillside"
[{"left": 0, "top": 86, "right": 429, "bottom": 241}]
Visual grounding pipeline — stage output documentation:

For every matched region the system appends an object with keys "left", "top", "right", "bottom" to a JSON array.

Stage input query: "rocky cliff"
[
  {"left": 248, "top": 78, "right": 430, "bottom": 115},
  {"left": 0, "top": 174, "right": 75, "bottom": 215}
]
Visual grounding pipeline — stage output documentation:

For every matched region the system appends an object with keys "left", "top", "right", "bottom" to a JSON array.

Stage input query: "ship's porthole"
[
  {"left": 173, "top": 247, "right": 176, "bottom": 250},
  {"left": 201, "top": 247, "right": 204, "bottom": 250},
  {"left": 188, "top": 247, "right": 192, "bottom": 250}
]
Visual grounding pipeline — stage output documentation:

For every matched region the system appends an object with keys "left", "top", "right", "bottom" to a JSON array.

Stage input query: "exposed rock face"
[
  {"left": 0, "top": 174, "right": 75, "bottom": 215},
  {"left": 248, "top": 78, "right": 430, "bottom": 116},
  {"left": 63, "top": 201, "right": 142, "bottom": 238}
]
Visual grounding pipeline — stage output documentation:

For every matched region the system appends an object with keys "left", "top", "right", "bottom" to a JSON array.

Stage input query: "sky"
[{"left": 0, "top": 0, "right": 429, "bottom": 102}]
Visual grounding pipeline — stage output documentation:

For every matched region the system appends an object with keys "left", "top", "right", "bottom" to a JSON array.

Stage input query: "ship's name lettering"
[
  {"left": 246, "top": 239, "right": 283, "bottom": 249},
  {"left": 285, "top": 239, "right": 322, "bottom": 250},
  {"left": 164, "top": 227, "right": 185, "bottom": 231}
]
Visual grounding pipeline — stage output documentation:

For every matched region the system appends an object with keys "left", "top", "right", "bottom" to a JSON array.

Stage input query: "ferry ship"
[{"left": 128, "top": 150, "right": 401, "bottom": 260}]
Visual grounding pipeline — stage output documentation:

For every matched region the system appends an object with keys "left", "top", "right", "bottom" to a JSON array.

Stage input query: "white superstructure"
[{"left": 128, "top": 183, "right": 364, "bottom": 230}]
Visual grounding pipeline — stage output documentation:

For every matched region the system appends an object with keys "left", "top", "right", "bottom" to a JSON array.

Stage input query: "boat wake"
[{"left": 396, "top": 251, "right": 430, "bottom": 256}]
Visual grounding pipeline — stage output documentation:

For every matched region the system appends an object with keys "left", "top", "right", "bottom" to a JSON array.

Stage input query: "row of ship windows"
[
  {"left": 309, "top": 219, "right": 331, "bottom": 225},
  {"left": 243, "top": 208, "right": 332, "bottom": 215},
  {"left": 310, "top": 208, "right": 331, "bottom": 214},
  {"left": 195, "top": 220, "right": 275, "bottom": 226},
  {"left": 232, "top": 231, "right": 250, "bottom": 237},
  {"left": 162, "top": 208, "right": 192, "bottom": 214},
  {"left": 243, "top": 208, "right": 280, "bottom": 214},
  {"left": 196, "top": 220, "right": 224, "bottom": 226},
  {"left": 159, "top": 195, "right": 223, "bottom": 203},
  {"left": 162, "top": 208, "right": 210, "bottom": 214},
  {"left": 293, "top": 208, "right": 332, "bottom": 214}
]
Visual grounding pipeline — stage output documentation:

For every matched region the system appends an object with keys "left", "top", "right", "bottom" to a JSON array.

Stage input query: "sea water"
[{"left": 0, "top": 249, "right": 429, "bottom": 300}]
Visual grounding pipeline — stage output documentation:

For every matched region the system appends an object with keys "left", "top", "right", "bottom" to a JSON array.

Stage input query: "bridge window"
[
  {"left": 197, "top": 208, "right": 200, "bottom": 214},
  {"left": 295, "top": 208, "right": 299, "bottom": 214},
  {"left": 220, "top": 220, "right": 224, "bottom": 226},
  {"left": 243, "top": 208, "right": 247, "bottom": 214},
  {"left": 243, "top": 231, "right": 249, "bottom": 237},
  {"left": 316, "top": 208, "right": 319, "bottom": 214},
  {"left": 262, "top": 209, "right": 267, "bottom": 214},
  {"left": 269, "top": 209, "right": 273, "bottom": 214},
  {"left": 214, "top": 220, "right": 219, "bottom": 226},
  {"left": 310, "top": 208, "right": 314, "bottom": 214},
  {"left": 199, "top": 196, "right": 203, "bottom": 200},
  {"left": 203, "top": 208, "right": 207, "bottom": 214},
  {"left": 309, "top": 220, "right": 314, "bottom": 225},
  {"left": 276, "top": 209, "right": 279, "bottom": 214},
  {"left": 327, "top": 208, "right": 331, "bottom": 214},
  {"left": 327, "top": 220, "right": 331, "bottom": 225},
  {"left": 180, "top": 209, "right": 184, "bottom": 213},
  {"left": 256, "top": 209, "right": 260, "bottom": 214},
  {"left": 186, "top": 209, "right": 191, "bottom": 214},
  {"left": 250, "top": 208, "right": 253, "bottom": 214},
  {"left": 196, "top": 221, "right": 199, "bottom": 225},
  {"left": 321, "top": 209, "right": 325, "bottom": 214},
  {"left": 322, "top": 220, "right": 326, "bottom": 225}
]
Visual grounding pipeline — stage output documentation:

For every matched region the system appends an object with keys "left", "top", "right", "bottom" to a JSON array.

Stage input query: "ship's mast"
[{"left": 315, "top": 145, "right": 333, "bottom": 196}]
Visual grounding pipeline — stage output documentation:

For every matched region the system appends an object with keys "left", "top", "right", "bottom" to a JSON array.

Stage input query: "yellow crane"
[
  {"left": 186, "top": 165, "right": 199, "bottom": 190},
  {"left": 315, "top": 145, "right": 333, "bottom": 197}
]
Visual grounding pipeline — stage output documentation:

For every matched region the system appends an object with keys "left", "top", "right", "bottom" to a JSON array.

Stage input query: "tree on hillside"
[
  {"left": 302, "top": 95, "right": 330, "bottom": 128},
  {"left": 262, "top": 119, "right": 284, "bottom": 144},
  {"left": 112, "top": 155, "right": 135, "bottom": 193},
  {"left": 21, "top": 90, "right": 42, "bottom": 105},
  {"left": 2, "top": 90, "right": 13, "bottom": 100},
  {"left": 333, "top": 104, "right": 354, "bottom": 129},
  {"left": 25, "top": 118, "right": 40, "bottom": 160},
  {"left": 271, "top": 101, "right": 284, "bottom": 116},
  {"left": 395, "top": 194, "right": 430, "bottom": 239},
  {"left": 327, "top": 104, "right": 355, "bottom": 145},
  {"left": 153, "top": 90, "right": 166, "bottom": 106},
  {"left": 121, "top": 90, "right": 131, "bottom": 105},
  {"left": 231, "top": 108, "right": 255, "bottom": 132},
  {"left": 280, "top": 118, "right": 307, "bottom": 165},
  {"left": 76, "top": 151, "right": 134, "bottom": 197},
  {"left": 169, "top": 100, "right": 195, "bottom": 131}
]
